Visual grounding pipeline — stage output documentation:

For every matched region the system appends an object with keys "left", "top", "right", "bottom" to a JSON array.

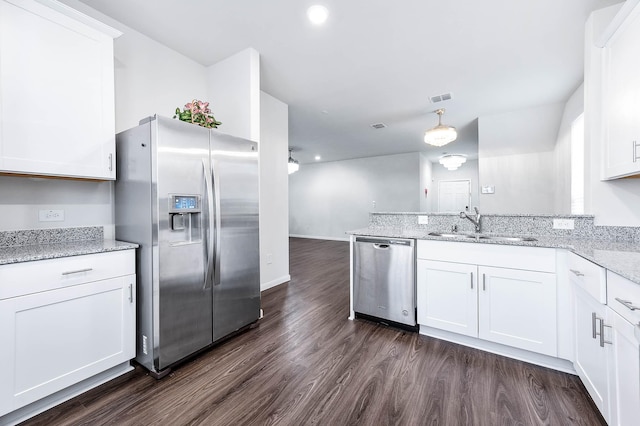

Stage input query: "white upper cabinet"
[
  {"left": 0, "top": 0, "right": 120, "bottom": 180},
  {"left": 600, "top": 1, "right": 640, "bottom": 180}
]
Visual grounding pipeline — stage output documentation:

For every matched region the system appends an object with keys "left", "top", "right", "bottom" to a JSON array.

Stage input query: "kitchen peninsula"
[{"left": 349, "top": 211, "right": 640, "bottom": 425}]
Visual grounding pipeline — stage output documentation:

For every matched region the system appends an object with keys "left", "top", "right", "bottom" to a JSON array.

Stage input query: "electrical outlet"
[
  {"left": 39, "top": 209, "right": 64, "bottom": 222},
  {"left": 266, "top": 253, "right": 273, "bottom": 264},
  {"left": 372, "top": 200, "right": 376, "bottom": 209},
  {"left": 418, "top": 215, "right": 429, "bottom": 225},
  {"left": 553, "top": 218, "right": 575, "bottom": 230}
]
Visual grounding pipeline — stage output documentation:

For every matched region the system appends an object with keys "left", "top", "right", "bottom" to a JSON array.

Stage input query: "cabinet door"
[
  {"left": 0, "top": 275, "right": 135, "bottom": 416},
  {"left": 602, "top": 3, "right": 640, "bottom": 179},
  {"left": 607, "top": 309, "right": 640, "bottom": 426},
  {"left": 478, "top": 266, "right": 557, "bottom": 356},
  {"left": 573, "top": 285, "right": 610, "bottom": 420},
  {"left": 417, "top": 260, "right": 477, "bottom": 337},
  {"left": 0, "top": 0, "right": 116, "bottom": 180}
]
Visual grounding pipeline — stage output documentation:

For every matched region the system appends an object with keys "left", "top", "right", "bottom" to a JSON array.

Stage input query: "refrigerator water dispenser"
[{"left": 168, "top": 194, "right": 202, "bottom": 242}]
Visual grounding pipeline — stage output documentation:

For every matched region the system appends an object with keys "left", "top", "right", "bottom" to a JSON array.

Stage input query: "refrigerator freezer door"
[
  {"left": 155, "top": 117, "right": 213, "bottom": 370},
  {"left": 210, "top": 131, "right": 261, "bottom": 341}
]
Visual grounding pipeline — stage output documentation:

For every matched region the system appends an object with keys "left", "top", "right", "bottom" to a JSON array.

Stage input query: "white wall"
[
  {"left": 289, "top": 153, "right": 421, "bottom": 240},
  {"left": 478, "top": 103, "right": 564, "bottom": 214},
  {"left": 206, "top": 48, "right": 261, "bottom": 142},
  {"left": 431, "top": 159, "right": 480, "bottom": 212},
  {"left": 60, "top": 0, "right": 209, "bottom": 133},
  {"left": 0, "top": 176, "right": 112, "bottom": 232},
  {"left": 419, "top": 153, "right": 433, "bottom": 212},
  {"left": 584, "top": 5, "right": 640, "bottom": 226},
  {"left": 554, "top": 83, "right": 584, "bottom": 214},
  {"left": 259, "top": 92, "right": 290, "bottom": 290}
]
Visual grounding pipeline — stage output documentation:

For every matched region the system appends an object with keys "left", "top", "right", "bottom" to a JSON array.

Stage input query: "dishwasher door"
[{"left": 353, "top": 237, "right": 416, "bottom": 326}]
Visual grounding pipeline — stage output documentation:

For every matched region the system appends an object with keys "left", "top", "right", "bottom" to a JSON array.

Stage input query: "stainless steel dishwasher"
[{"left": 353, "top": 236, "right": 416, "bottom": 328}]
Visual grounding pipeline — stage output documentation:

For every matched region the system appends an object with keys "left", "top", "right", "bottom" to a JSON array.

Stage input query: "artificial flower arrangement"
[{"left": 173, "top": 99, "right": 222, "bottom": 128}]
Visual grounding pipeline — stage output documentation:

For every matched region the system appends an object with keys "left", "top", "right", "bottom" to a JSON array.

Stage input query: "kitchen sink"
[
  {"left": 427, "top": 232, "right": 537, "bottom": 242},
  {"left": 479, "top": 235, "right": 537, "bottom": 242}
]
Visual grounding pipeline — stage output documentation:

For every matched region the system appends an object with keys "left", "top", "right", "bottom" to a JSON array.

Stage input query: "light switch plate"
[
  {"left": 418, "top": 215, "right": 429, "bottom": 225},
  {"left": 481, "top": 186, "right": 495, "bottom": 194},
  {"left": 553, "top": 218, "right": 575, "bottom": 230},
  {"left": 39, "top": 209, "right": 64, "bottom": 222}
]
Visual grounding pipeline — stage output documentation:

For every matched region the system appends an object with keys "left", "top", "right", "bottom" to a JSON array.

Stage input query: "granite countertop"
[
  {"left": 348, "top": 227, "right": 640, "bottom": 286},
  {"left": 0, "top": 239, "right": 139, "bottom": 265}
]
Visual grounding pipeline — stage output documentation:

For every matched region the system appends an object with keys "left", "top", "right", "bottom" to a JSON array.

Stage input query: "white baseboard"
[
  {"left": 260, "top": 274, "right": 290, "bottom": 291},
  {"left": 289, "top": 234, "right": 349, "bottom": 242},
  {"left": 419, "top": 325, "right": 576, "bottom": 374}
]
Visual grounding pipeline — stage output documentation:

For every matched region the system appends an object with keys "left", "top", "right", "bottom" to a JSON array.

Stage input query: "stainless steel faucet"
[{"left": 460, "top": 207, "right": 481, "bottom": 233}]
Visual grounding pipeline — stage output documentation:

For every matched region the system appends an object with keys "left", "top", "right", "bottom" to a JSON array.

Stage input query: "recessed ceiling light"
[
  {"left": 307, "top": 5, "right": 329, "bottom": 25},
  {"left": 315, "top": 155, "right": 321, "bottom": 161}
]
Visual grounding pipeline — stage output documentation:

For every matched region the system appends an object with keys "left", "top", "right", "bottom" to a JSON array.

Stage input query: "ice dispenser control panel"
[
  {"left": 168, "top": 195, "right": 201, "bottom": 232},
  {"left": 169, "top": 195, "right": 201, "bottom": 213}
]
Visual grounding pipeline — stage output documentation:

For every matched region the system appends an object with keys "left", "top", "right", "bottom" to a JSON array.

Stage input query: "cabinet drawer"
[
  {"left": 568, "top": 252, "right": 606, "bottom": 303},
  {"left": 417, "top": 240, "right": 556, "bottom": 272},
  {"left": 0, "top": 250, "right": 135, "bottom": 300},
  {"left": 608, "top": 271, "right": 640, "bottom": 324}
]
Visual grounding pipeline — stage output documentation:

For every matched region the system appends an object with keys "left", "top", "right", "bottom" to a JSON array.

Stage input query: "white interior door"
[{"left": 438, "top": 180, "right": 470, "bottom": 212}]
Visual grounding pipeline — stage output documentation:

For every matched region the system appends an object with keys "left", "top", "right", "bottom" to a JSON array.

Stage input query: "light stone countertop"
[
  {"left": 0, "top": 239, "right": 139, "bottom": 265},
  {"left": 348, "top": 227, "right": 640, "bottom": 286}
]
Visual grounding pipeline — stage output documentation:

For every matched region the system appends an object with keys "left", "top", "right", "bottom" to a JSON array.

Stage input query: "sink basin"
[
  {"left": 428, "top": 232, "right": 537, "bottom": 242},
  {"left": 478, "top": 235, "right": 537, "bottom": 242},
  {"left": 428, "top": 232, "right": 476, "bottom": 239}
]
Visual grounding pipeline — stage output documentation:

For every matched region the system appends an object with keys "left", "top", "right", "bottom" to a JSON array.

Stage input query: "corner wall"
[
  {"left": 259, "top": 92, "right": 290, "bottom": 290},
  {"left": 478, "top": 103, "right": 564, "bottom": 214}
]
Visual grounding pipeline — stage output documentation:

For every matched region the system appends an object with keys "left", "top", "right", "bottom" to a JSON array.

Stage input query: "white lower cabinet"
[
  {"left": 417, "top": 260, "right": 477, "bottom": 337},
  {"left": 570, "top": 254, "right": 640, "bottom": 426},
  {"left": 0, "top": 250, "right": 136, "bottom": 421},
  {"left": 573, "top": 284, "right": 610, "bottom": 420},
  {"left": 608, "top": 309, "right": 640, "bottom": 426},
  {"left": 479, "top": 266, "right": 557, "bottom": 356},
  {"left": 416, "top": 241, "right": 558, "bottom": 358}
]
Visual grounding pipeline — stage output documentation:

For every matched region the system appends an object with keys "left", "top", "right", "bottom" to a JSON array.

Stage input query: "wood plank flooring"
[{"left": 21, "top": 237, "right": 605, "bottom": 426}]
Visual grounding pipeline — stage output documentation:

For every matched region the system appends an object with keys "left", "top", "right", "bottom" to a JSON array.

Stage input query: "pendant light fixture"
[
  {"left": 424, "top": 109, "right": 457, "bottom": 146},
  {"left": 288, "top": 148, "right": 299, "bottom": 174},
  {"left": 439, "top": 154, "right": 467, "bottom": 171}
]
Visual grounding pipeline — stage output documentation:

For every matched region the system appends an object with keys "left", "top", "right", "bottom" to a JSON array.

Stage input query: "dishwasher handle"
[{"left": 373, "top": 243, "right": 390, "bottom": 249}]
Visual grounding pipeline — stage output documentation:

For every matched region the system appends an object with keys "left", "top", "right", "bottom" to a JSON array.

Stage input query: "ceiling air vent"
[
  {"left": 371, "top": 123, "right": 387, "bottom": 129},
  {"left": 430, "top": 92, "right": 453, "bottom": 103}
]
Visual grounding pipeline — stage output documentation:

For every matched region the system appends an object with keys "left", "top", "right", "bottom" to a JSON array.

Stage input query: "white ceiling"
[{"left": 77, "top": 0, "right": 620, "bottom": 164}]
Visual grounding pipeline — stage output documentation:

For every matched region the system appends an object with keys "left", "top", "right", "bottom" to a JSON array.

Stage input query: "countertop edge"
[
  {"left": 348, "top": 228, "right": 640, "bottom": 286},
  {"left": 0, "top": 240, "right": 139, "bottom": 266}
]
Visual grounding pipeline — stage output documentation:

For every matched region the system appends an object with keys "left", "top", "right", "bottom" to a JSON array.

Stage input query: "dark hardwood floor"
[{"left": 22, "top": 237, "right": 605, "bottom": 425}]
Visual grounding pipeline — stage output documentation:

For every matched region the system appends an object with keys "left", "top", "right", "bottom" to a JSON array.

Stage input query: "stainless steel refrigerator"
[{"left": 114, "top": 115, "right": 260, "bottom": 377}]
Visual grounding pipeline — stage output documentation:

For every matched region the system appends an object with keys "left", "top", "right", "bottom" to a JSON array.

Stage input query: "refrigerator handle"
[
  {"left": 212, "top": 164, "right": 222, "bottom": 286},
  {"left": 203, "top": 159, "right": 214, "bottom": 290}
]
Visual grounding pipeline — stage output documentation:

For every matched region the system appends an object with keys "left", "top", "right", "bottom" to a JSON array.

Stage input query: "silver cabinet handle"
[
  {"left": 615, "top": 297, "right": 640, "bottom": 311},
  {"left": 470, "top": 272, "right": 474, "bottom": 289},
  {"left": 599, "top": 318, "right": 612, "bottom": 347},
  {"left": 570, "top": 269, "right": 584, "bottom": 277},
  {"left": 592, "top": 312, "right": 598, "bottom": 339},
  {"left": 62, "top": 268, "right": 93, "bottom": 276},
  {"left": 634, "top": 141, "right": 640, "bottom": 163},
  {"left": 482, "top": 274, "right": 486, "bottom": 291},
  {"left": 129, "top": 283, "right": 133, "bottom": 303},
  {"left": 108, "top": 153, "right": 113, "bottom": 171}
]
